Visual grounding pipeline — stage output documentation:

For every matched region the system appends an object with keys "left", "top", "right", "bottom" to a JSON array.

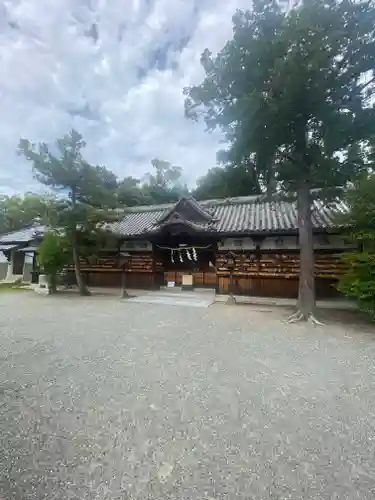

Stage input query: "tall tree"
[
  {"left": 141, "top": 158, "right": 189, "bottom": 204},
  {"left": 18, "top": 129, "right": 118, "bottom": 296},
  {"left": 144, "top": 158, "right": 183, "bottom": 188},
  {"left": 184, "top": 0, "right": 375, "bottom": 322},
  {"left": 194, "top": 164, "right": 261, "bottom": 200},
  {"left": 117, "top": 159, "right": 189, "bottom": 207},
  {"left": 117, "top": 176, "right": 146, "bottom": 206}
]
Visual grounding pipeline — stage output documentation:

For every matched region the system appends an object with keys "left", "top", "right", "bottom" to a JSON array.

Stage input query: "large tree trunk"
[
  {"left": 72, "top": 244, "right": 91, "bottom": 296},
  {"left": 297, "top": 179, "right": 316, "bottom": 318}
]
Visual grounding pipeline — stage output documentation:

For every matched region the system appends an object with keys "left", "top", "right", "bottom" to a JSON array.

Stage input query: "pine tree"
[{"left": 18, "top": 129, "right": 118, "bottom": 296}]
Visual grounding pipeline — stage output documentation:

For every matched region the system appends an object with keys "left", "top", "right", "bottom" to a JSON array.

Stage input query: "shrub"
[
  {"left": 37, "top": 232, "right": 70, "bottom": 293},
  {"left": 338, "top": 251, "right": 375, "bottom": 319}
]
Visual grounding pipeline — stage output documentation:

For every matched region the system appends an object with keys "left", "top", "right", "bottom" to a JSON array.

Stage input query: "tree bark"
[
  {"left": 70, "top": 186, "right": 91, "bottom": 297},
  {"left": 297, "top": 178, "right": 316, "bottom": 318},
  {"left": 72, "top": 244, "right": 91, "bottom": 296},
  {"left": 47, "top": 273, "right": 57, "bottom": 294}
]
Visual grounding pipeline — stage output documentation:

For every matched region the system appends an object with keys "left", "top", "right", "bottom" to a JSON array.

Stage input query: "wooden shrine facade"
[
  {"left": 0, "top": 196, "right": 355, "bottom": 298},
  {"left": 64, "top": 196, "right": 354, "bottom": 298},
  {"left": 66, "top": 234, "right": 354, "bottom": 298}
]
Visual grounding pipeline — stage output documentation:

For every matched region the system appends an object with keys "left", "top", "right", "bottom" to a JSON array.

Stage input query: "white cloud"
[{"left": 0, "top": 0, "right": 250, "bottom": 194}]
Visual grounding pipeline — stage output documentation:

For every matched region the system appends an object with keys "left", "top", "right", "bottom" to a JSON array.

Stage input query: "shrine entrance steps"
[{"left": 127, "top": 287, "right": 216, "bottom": 308}]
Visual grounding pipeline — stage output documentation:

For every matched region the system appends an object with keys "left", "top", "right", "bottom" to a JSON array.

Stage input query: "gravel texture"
[{"left": 1, "top": 292, "right": 375, "bottom": 499}]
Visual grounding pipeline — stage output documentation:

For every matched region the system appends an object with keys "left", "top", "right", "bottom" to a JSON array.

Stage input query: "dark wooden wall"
[
  {"left": 217, "top": 275, "right": 338, "bottom": 298},
  {"left": 65, "top": 252, "right": 159, "bottom": 290},
  {"left": 65, "top": 247, "right": 349, "bottom": 298},
  {"left": 215, "top": 250, "right": 347, "bottom": 298},
  {"left": 164, "top": 270, "right": 217, "bottom": 288}
]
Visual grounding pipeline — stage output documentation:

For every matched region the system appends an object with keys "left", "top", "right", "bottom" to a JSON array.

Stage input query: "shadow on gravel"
[
  {"left": 316, "top": 308, "right": 375, "bottom": 331},
  {"left": 232, "top": 302, "right": 375, "bottom": 333}
]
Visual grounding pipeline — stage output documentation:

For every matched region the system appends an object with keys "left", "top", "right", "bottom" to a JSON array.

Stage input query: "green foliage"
[
  {"left": 37, "top": 232, "right": 70, "bottom": 292},
  {"left": 18, "top": 130, "right": 118, "bottom": 210},
  {"left": 117, "top": 158, "right": 189, "bottom": 206},
  {"left": 140, "top": 183, "right": 187, "bottom": 205},
  {"left": 338, "top": 172, "right": 375, "bottom": 317},
  {"left": 145, "top": 158, "right": 183, "bottom": 188},
  {"left": 116, "top": 176, "right": 147, "bottom": 206},
  {"left": 18, "top": 129, "right": 120, "bottom": 295},
  {"left": 339, "top": 172, "right": 375, "bottom": 244},
  {"left": 194, "top": 164, "right": 261, "bottom": 200},
  {"left": 184, "top": 0, "right": 375, "bottom": 194},
  {"left": 0, "top": 193, "right": 54, "bottom": 233},
  {"left": 338, "top": 252, "right": 375, "bottom": 319},
  {"left": 18, "top": 129, "right": 119, "bottom": 233}
]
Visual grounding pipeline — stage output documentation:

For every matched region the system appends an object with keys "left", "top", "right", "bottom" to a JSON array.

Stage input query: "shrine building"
[{"left": 0, "top": 195, "right": 354, "bottom": 298}]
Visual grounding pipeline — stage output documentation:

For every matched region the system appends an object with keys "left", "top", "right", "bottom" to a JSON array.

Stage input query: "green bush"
[
  {"left": 37, "top": 232, "right": 70, "bottom": 293},
  {"left": 336, "top": 173, "right": 375, "bottom": 319},
  {"left": 338, "top": 251, "right": 375, "bottom": 319}
]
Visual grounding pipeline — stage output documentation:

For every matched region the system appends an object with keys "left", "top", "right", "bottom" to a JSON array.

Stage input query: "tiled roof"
[
  {"left": 0, "top": 224, "right": 45, "bottom": 243},
  {"left": 109, "top": 196, "right": 349, "bottom": 236},
  {"left": 156, "top": 197, "right": 214, "bottom": 225},
  {"left": 0, "top": 196, "right": 349, "bottom": 243}
]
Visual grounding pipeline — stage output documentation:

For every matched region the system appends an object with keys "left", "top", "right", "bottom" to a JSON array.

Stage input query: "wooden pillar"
[
  {"left": 151, "top": 244, "right": 157, "bottom": 289},
  {"left": 31, "top": 252, "right": 39, "bottom": 284}
]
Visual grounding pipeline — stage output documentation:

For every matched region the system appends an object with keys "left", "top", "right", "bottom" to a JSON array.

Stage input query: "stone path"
[
  {"left": 1, "top": 292, "right": 375, "bottom": 499},
  {"left": 128, "top": 289, "right": 216, "bottom": 308}
]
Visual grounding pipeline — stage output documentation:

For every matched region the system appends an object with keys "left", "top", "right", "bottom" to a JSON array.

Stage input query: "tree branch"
[{"left": 356, "top": 74, "right": 375, "bottom": 95}]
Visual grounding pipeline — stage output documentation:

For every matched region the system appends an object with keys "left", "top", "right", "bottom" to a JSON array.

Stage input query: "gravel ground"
[{"left": 1, "top": 292, "right": 375, "bottom": 499}]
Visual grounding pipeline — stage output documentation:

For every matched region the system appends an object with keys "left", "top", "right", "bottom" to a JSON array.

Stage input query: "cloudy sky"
[{"left": 0, "top": 0, "right": 250, "bottom": 194}]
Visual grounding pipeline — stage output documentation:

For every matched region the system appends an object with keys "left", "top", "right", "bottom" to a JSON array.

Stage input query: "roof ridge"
[{"left": 117, "top": 194, "right": 266, "bottom": 213}]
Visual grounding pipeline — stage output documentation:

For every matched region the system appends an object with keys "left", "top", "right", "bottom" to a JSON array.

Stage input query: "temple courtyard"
[{"left": 1, "top": 292, "right": 375, "bottom": 499}]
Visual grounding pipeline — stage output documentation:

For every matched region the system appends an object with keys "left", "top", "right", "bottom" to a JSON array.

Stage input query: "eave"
[{"left": 114, "top": 226, "right": 345, "bottom": 241}]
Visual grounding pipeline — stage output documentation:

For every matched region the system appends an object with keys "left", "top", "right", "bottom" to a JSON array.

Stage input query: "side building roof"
[{"left": 0, "top": 224, "right": 46, "bottom": 244}]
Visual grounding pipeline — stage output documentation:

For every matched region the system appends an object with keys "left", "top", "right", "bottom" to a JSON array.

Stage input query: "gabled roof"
[
  {"left": 0, "top": 196, "right": 349, "bottom": 243},
  {"left": 155, "top": 197, "right": 214, "bottom": 226},
  {"left": 155, "top": 214, "right": 210, "bottom": 233}
]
